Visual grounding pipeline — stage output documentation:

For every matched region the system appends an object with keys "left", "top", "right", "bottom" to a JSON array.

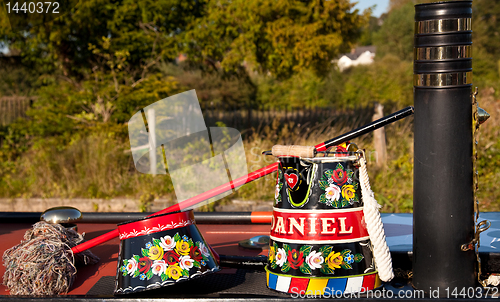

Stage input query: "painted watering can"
[
  {"left": 114, "top": 210, "right": 220, "bottom": 294},
  {"left": 266, "top": 145, "right": 393, "bottom": 296}
]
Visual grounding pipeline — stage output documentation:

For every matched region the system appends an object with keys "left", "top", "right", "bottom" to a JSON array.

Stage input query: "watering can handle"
[{"left": 271, "top": 145, "right": 316, "bottom": 158}]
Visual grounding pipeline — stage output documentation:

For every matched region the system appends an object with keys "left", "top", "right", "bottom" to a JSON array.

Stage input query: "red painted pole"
[{"left": 71, "top": 163, "right": 279, "bottom": 254}]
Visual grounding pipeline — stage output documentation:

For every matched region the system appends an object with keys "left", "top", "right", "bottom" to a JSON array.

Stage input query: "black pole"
[
  {"left": 322, "top": 106, "right": 414, "bottom": 149},
  {"left": 413, "top": 1, "right": 475, "bottom": 294}
]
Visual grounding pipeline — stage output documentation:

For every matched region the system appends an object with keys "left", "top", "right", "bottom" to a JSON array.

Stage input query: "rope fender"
[{"left": 359, "top": 156, "right": 394, "bottom": 282}]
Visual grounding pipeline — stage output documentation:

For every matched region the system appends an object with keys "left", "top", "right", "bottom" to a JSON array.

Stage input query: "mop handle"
[{"left": 71, "top": 106, "right": 414, "bottom": 254}]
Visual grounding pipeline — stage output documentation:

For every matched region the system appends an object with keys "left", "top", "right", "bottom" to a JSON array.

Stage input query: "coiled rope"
[{"left": 359, "top": 156, "right": 394, "bottom": 282}]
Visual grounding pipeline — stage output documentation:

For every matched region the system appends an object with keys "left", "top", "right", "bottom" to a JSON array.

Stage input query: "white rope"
[
  {"left": 485, "top": 274, "right": 500, "bottom": 286},
  {"left": 359, "top": 156, "right": 394, "bottom": 282}
]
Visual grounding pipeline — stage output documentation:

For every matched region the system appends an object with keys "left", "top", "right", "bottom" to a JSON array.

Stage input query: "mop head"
[{"left": 2, "top": 221, "right": 99, "bottom": 295}]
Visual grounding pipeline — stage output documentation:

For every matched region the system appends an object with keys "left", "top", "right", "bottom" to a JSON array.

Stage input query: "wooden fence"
[
  {"left": 0, "top": 96, "right": 34, "bottom": 126},
  {"left": 0, "top": 96, "right": 374, "bottom": 144},
  {"left": 200, "top": 104, "right": 373, "bottom": 133}
]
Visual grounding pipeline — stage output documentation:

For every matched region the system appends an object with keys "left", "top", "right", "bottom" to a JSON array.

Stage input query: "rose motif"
[
  {"left": 198, "top": 242, "right": 210, "bottom": 257},
  {"left": 305, "top": 250, "right": 324, "bottom": 270},
  {"left": 325, "top": 184, "right": 341, "bottom": 201},
  {"left": 148, "top": 245, "right": 164, "bottom": 260},
  {"left": 179, "top": 255, "right": 194, "bottom": 270},
  {"left": 332, "top": 168, "right": 347, "bottom": 185},
  {"left": 189, "top": 246, "right": 203, "bottom": 261},
  {"left": 341, "top": 184, "right": 356, "bottom": 202},
  {"left": 325, "top": 251, "right": 342, "bottom": 270},
  {"left": 165, "top": 264, "right": 183, "bottom": 280},
  {"left": 175, "top": 240, "right": 190, "bottom": 256},
  {"left": 287, "top": 249, "right": 304, "bottom": 269},
  {"left": 138, "top": 256, "right": 153, "bottom": 273},
  {"left": 275, "top": 248, "right": 286, "bottom": 267},
  {"left": 164, "top": 250, "right": 180, "bottom": 265},
  {"left": 125, "top": 258, "right": 138, "bottom": 276},
  {"left": 151, "top": 260, "right": 167, "bottom": 276},
  {"left": 160, "top": 235, "right": 175, "bottom": 251}
]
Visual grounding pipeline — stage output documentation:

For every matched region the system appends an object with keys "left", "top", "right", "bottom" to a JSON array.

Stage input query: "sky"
[{"left": 353, "top": 0, "right": 390, "bottom": 17}]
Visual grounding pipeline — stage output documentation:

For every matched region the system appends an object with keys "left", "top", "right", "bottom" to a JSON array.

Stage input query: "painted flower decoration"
[
  {"left": 160, "top": 235, "right": 175, "bottom": 251},
  {"left": 189, "top": 246, "right": 203, "bottom": 261},
  {"left": 138, "top": 257, "right": 153, "bottom": 273},
  {"left": 148, "top": 245, "right": 164, "bottom": 260},
  {"left": 275, "top": 184, "right": 280, "bottom": 200},
  {"left": 268, "top": 245, "right": 276, "bottom": 263},
  {"left": 276, "top": 248, "right": 287, "bottom": 267},
  {"left": 305, "top": 250, "right": 324, "bottom": 270},
  {"left": 164, "top": 250, "right": 180, "bottom": 265},
  {"left": 341, "top": 185, "right": 356, "bottom": 202},
  {"left": 287, "top": 249, "right": 304, "bottom": 270},
  {"left": 269, "top": 244, "right": 364, "bottom": 275},
  {"left": 125, "top": 258, "right": 138, "bottom": 276},
  {"left": 120, "top": 232, "right": 210, "bottom": 283},
  {"left": 325, "top": 184, "right": 341, "bottom": 201},
  {"left": 325, "top": 251, "right": 343, "bottom": 270},
  {"left": 332, "top": 168, "right": 347, "bottom": 185},
  {"left": 166, "top": 264, "right": 183, "bottom": 280},
  {"left": 319, "top": 165, "right": 358, "bottom": 208},
  {"left": 344, "top": 253, "right": 354, "bottom": 265},
  {"left": 179, "top": 255, "right": 194, "bottom": 270},
  {"left": 198, "top": 242, "right": 210, "bottom": 257},
  {"left": 151, "top": 260, "right": 167, "bottom": 276},
  {"left": 175, "top": 240, "right": 190, "bottom": 256}
]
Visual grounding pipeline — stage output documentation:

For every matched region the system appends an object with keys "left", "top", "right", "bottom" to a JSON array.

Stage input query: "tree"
[
  {"left": 472, "top": 0, "right": 500, "bottom": 86},
  {"left": 373, "top": 1, "right": 414, "bottom": 61},
  {"left": 184, "top": 0, "right": 367, "bottom": 79},
  {"left": 0, "top": 0, "right": 207, "bottom": 141}
]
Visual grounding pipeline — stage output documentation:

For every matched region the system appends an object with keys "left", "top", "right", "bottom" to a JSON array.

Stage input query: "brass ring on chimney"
[
  {"left": 414, "top": 45, "right": 472, "bottom": 61},
  {"left": 413, "top": 71, "right": 472, "bottom": 87},
  {"left": 415, "top": 18, "right": 471, "bottom": 34}
]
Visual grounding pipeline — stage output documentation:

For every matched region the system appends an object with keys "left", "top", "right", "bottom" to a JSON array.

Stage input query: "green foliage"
[
  {"left": 160, "top": 63, "right": 256, "bottom": 109},
  {"left": 0, "top": 57, "right": 40, "bottom": 96},
  {"left": 185, "top": 0, "right": 367, "bottom": 79},
  {"left": 358, "top": 16, "right": 381, "bottom": 46},
  {"left": 373, "top": 2, "right": 414, "bottom": 61},
  {"left": 257, "top": 69, "right": 328, "bottom": 109},
  {"left": 475, "top": 91, "right": 500, "bottom": 212},
  {"left": 1, "top": 0, "right": 205, "bottom": 78},
  {"left": 472, "top": 0, "right": 500, "bottom": 91},
  {"left": 340, "top": 55, "right": 413, "bottom": 108}
]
